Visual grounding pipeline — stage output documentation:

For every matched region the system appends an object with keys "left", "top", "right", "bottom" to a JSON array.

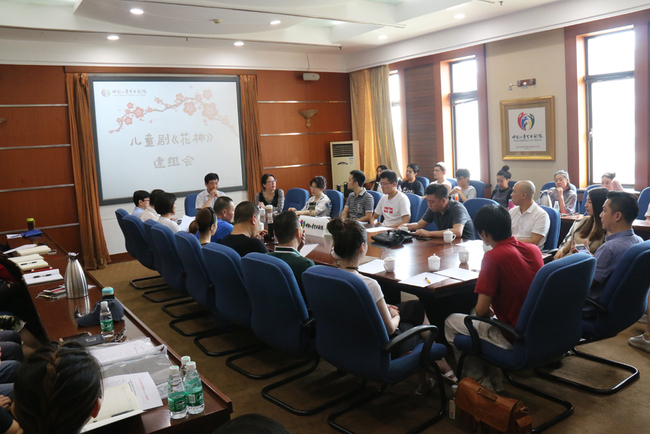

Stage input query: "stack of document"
[
  {"left": 24, "top": 269, "right": 63, "bottom": 286},
  {"left": 9, "top": 254, "right": 48, "bottom": 271},
  {"left": 15, "top": 245, "right": 51, "bottom": 256}
]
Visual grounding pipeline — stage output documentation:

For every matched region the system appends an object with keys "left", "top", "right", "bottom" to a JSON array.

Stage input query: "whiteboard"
[{"left": 88, "top": 76, "right": 246, "bottom": 205}]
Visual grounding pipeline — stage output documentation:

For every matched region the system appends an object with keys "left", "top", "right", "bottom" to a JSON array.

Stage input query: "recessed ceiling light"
[
  {"left": 107, "top": 35, "right": 119, "bottom": 41},
  {"left": 378, "top": 35, "right": 387, "bottom": 40},
  {"left": 454, "top": 13, "right": 465, "bottom": 19},
  {"left": 130, "top": 8, "right": 143, "bottom": 15},
  {"left": 270, "top": 20, "right": 281, "bottom": 25},
  {"left": 234, "top": 41, "right": 244, "bottom": 46}
]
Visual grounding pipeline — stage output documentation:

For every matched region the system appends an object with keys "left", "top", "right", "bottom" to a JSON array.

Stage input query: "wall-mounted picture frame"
[{"left": 500, "top": 96, "right": 555, "bottom": 160}]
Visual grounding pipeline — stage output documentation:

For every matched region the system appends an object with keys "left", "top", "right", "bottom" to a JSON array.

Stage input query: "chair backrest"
[
  {"left": 468, "top": 180, "right": 486, "bottom": 198},
  {"left": 463, "top": 198, "right": 498, "bottom": 239},
  {"left": 367, "top": 190, "right": 382, "bottom": 211},
  {"left": 508, "top": 180, "right": 516, "bottom": 189},
  {"left": 148, "top": 221, "right": 186, "bottom": 294},
  {"left": 447, "top": 178, "right": 458, "bottom": 188},
  {"left": 241, "top": 253, "right": 310, "bottom": 355},
  {"left": 203, "top": 243, "right": 252, "bottom": 328},
  {"left": 141, "top": 219, "right": 164, "bottom": 274},
  {"left": 415, "top": 176, "right": 430, "bottom": 188},
  {"left": 637, "top": 187, "right": 650, "bottom": 220},
  {"left": 512, "top": 253, "right": 596, "bottom": 369},
  {"left": 416, "top": 199, "right": 438, "bottom": 231},
  {"left": 303, "top": 266, "right": 393, "bottom": 383},
  {"left": 579, "top": 185, "right": 599, "bottom": 214},
  {"left": 405, "top": 193, "right": 422, "bottom": 223},
  {"left": 115, "top": 209, "right": 136, "bottom": 258},
  {"left": 324, "top": 189, "right": 344, "bottom": 218},
  {"left": 283, "top": 188, "right": 310, "bottom": 211},
  {"left": 174, "top": 232, "right": 215, "bottom": 310},
  {"left": 184, "top": 192, "right": 200, "bottom": 217},
  {"left": 121, "top": 215, "right": 156, "bottom": 270},
  {"left": 587, "top": 240, "right": 650, "bottom": 339},
  {"left": 540, "top": 205, "right": 560, "bottom": 250}
]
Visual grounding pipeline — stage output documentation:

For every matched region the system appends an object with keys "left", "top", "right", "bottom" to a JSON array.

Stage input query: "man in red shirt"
[{"left": 444, "top": 204, "right": 544, "bottom": 391}]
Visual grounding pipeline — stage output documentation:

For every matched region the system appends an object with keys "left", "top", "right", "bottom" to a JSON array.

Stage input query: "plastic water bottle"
[
  {"left": 553, "top": 201, "right": 561, "bottom": 212},
  {"left": 184, "top": 361, "right": 204, "bottom": 414},
  {"left": 99, "top": 301, "right": 114, "bottom": 341},
  {"left": 180, "top": 356, "right": 191, "bottom": 379},
  {"left": 168, "top": 366, "right": 188, "bottom": 419},
  {"left": 449, "top": 384, "right": 458, "bottom": 419}
]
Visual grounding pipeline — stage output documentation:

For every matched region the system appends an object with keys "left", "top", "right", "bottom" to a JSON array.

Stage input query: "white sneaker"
[
  {"left": 628, "top": 334, "right": 650, "bottom": 353},
  {"left": 637, "top": 314, "right": 647, "bottom": 324}
]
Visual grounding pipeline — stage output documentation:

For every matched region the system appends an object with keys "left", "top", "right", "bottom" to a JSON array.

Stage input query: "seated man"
[
  {"left": 398, "top": 163, "right": 424, "bottom": 196},
  {"left": 341, "top": 170, "right": 374, "bottom": 222},
  {"left": 405, "top": 184, "right": 475, "bottom": 240},
  {"left": 445, "top": 204, "right": 544, "bottom": 391},
  {"left": 139, "top": 189, "right": 164, "bottom": 223},
  {"left": 583, "top": 191, "right": 642, "bottom": 318},
  {"left": 196, "top": 173, "right": 225, "bottom": 210},
  {"left": 131, "top": 190, "right": 149, "bottom": 217},
  {"left": 211, "top": 196, "right": 235, "bottom": 242},
  {"left": 268, "top": 211, "right": 314, "bottom": 298},
  {"left": 369, "top": 170, "right": 411, "bottom": 228},
  {"left": 219, "top": 201, "right": 268, "bottom": 257},
  {"left": 509, "top": 180, "right": 550, "bottom": 249}
]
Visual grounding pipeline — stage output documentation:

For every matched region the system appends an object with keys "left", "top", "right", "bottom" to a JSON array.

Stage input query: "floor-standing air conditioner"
[{"left": 330, "top": 140, "right": 360, "bottom": 191}]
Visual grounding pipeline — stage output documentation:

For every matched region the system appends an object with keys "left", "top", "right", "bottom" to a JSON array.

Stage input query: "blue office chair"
[
  {"left": 324, "top": 189, "right": 344, "bottom": 218},
  {"left": 238, "top": 254, "right": 358, "bottom": 416},
  {"left": 184, "top": 192, "right": 200, "bottom": 217},
  {"left": 540, "top": 205, "right": 561, "bottom": 251},
  {"left": 447, "top": 178, "right": 458, "bottom": 188},
  {"left": 115, "top": 209, "right": 137, "bottom": 260},
  {"left": 508, "top": 180, "right": 516, "bottom": 189},
  {"left": 304, "top": 266, "right": 448, "bottom": 433},
  {"left": 405, "top": 192, "right": 422, "bottom": 223},
  {"left": 416, "top": 175, "right": 430, "bottom": 188},
  {"left": 455, "top": 253, "right": 597, "bottom": 433},
  {"left": 637, "top": 186, "right": 650, "bottom": 220},
  {"left": 468, "top": 180, "right": 486, "bottom": 198},
  {"left": 283, "top": 188, "right": 310, "bottom": 211},
  {"left": 463, "top": 198, "right": 498, "bottom": 239},
  {"left": 367, "top": 189, "right": 382, "bottom": 210},
  {"left": 416, "top": 199, "right": 439, "bottom": 231},
  {"left": 538, "top": 240, "right": 650, "bottom": 395},
  {"left": 579, "top": 185, "right": 599, "bottom": 214}
]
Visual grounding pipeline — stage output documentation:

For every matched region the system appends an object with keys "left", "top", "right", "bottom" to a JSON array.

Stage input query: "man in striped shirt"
[{"left": 341, "top": 170, "right": 374, "bottom": 223}]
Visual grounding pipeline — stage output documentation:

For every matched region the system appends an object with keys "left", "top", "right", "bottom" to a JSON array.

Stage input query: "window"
[
  {"left": 450, "top": 59, "right": 480, "bottom": 180},
  {"left": 389, "top": 71, "right": 403, "bottom": 171},
  {"left": 585, "top": 29, "right": 635, "bottom": 185}
]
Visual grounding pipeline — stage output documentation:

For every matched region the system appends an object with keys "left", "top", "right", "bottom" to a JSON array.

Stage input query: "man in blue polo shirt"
[{"left": 211, "top": 196, "right": 235, "bottom": 242}]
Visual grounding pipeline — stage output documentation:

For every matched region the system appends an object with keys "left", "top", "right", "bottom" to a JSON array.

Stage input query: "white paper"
[
  {"left": 299, "top": 244, "right": 318, "bottom": 257},
  {"left": 103, "top": 373, "right": 163, "bottom": 411},
  {"left": 400, "top": 272, "right": 451, "bottom": 287},
  {"left": 178, "top": 215, "right": 195, "bottom": 232},
  {"left": 365, "top": 226, "right": 391, "bottom": 233},
  {"left": 16, "top": 245, "right": 51, "bottom": 256},
  {"left": 434, "top": 268, "right": 480, "bottom": 281},
  {"left": 9, "top": 253, "right": 43, "bottom": 263},
  {"left": 89, "top": 340, "right": 157, "bottom": 366},
  {"left": 6, "top": 234, "right": 21, "bottom": 239},
  {"left": 358, "top": 259, "right": 386, "bottom": 275},
  {"left": 2, "top": 244, "right": 36, "bottom": 254},
  {"left": 24, "top": 269, "right": 63, "bottom": 286},
  {"left": 456, "top": 240, "right": 485, "bottom": 248},
  {"left": 82, "top": 384, "right": 143, "bottom": 432}
]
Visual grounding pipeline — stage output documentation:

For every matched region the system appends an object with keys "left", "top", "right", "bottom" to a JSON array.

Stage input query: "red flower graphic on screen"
[
  {"left": 127, "top": 102, "right": 134, "bottom": 109},
  {"left": 133, "top": 107, "right": 145, "bottom": 118},
  {"left": 202, "top": 103, "right": 218, "bottom": 120},
  {"left": 183, "top": 101, "right": 197, "bottom": 116},
  {"left": 203, "top": 90, "right": 212, "bottom": 99},
  {"left": 124, "top": 117, "right": 132, "bottom": 125}
]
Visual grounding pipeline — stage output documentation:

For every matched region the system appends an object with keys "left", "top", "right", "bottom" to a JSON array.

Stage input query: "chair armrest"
[
  {"left": 585, "top": 297, "right": 608, "bottom": 313},
  {"left": 463, "top": 315, "right": 523, "bottom": 355},
  {"left": 381, "top": 325, "right": 438, "bottom": 353},
  {"left": 301, "top": 317, "right": 316, "bottom": 338}
]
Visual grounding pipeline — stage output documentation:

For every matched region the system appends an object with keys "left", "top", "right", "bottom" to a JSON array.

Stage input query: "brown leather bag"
[{"left": 455, "top": 378, "right": 532, "bottom": 434}]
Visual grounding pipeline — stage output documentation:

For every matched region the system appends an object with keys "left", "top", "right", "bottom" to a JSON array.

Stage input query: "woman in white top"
[
  {"left": 450, "top": 168, "right": 477, "bottom": 203},
  {"left": 601, "top": 172, "right": 625, "bottom": 191},
  {"left": 326, "top": 218, "right": 456, "bottom": 394},
  {"left": 432, "top": 162, "right": 452, "bottom": 194},
  {"left": 155, "top": 192, "right": 181, "bottom": 233},
  {"left": 289, "top": 175, "right": 332, "bottom": 217},
  {"left": 189, "top": 208, "right": 217, "bottom": 246}
]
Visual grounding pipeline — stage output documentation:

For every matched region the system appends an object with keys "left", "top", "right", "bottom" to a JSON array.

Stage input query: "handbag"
[
  {"left": 455, "top": 377, "right": 532, "bottom": 434},
  {"left": 371, "top": 230, "right": 412, "bottom": 247}
]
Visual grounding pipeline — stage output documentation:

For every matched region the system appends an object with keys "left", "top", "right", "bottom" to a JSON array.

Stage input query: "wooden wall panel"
[
  {"left": 305, "top": 73, "right": 350, "bottom": 102},
  {"left": 258, "top": 102, "right": 351, "bottom": 135},
  {"left": 0, "top": 107, "right": 70, "bottom": 146},
  {"left": 267, "top": 165, "right": 334, "bottom": 196},
  {"left": 0, "top": 66, "right": 67, "bottom": 104},
  {"left": 404, "top": 64, "right": 438, "bottom": 178},
  {"left": 0, "top": 147, "right": 74, "bottom": 189},
  {"left": 0, "top": 187, "right": 78, "bottom": 232},
  {"left": 257, "top": 71, "right": 309, "bottom": 101},
  {"left": 47, "top": 226, "right": 82, "bottom": 255}
]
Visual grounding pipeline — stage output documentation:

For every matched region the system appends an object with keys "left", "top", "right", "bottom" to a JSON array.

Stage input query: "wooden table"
[
  {"left": 560, "top": 215, "right": 650, "bottom": 242},
  {"left": 5, "top": 232, "right": 232, "bottom": 434}
]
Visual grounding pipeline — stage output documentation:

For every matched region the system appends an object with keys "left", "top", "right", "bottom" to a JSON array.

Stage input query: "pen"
[
  {"left": 425, "top": 277, "right": 432, "bottom": 284},
  {"left": 29, "top": 267, "right": 52, "bottom": 273},
  {"left": 32, "top": 274, "right": 52, "bottom": 279}
]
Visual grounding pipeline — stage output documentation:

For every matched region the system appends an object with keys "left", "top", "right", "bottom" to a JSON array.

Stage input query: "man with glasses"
[
  {"left": 369, "top": 170, "right": 411, "bottom": 228},
  {"left": 131, "top": 190, "right": 150, "bottom": 217}
]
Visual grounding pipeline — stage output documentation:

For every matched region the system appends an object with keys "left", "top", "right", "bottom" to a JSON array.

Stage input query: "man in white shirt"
[
  {"left": 509, "top": 180, "right": 550, "bottom": 249},
  {"left": 195, "top": 172, "right": 225, "bottom": 210},
  {"left": 369, "top": 170, "right": 411, "bottom": 228}
]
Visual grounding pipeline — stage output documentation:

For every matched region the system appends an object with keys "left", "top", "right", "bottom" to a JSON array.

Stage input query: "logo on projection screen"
[
  {"left": 101, "top": 89, "right": 110, "bottom": 97},
  {"left": 517, "top": 112, "right": 535, "bottom": 131}
]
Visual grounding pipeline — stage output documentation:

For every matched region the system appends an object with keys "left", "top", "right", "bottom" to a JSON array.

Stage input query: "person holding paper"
[
  {"left": 13, "top": 342, "right": 103, "bottom": 434},
  {"left": 444, "top": 204, "right": 543, "bottom": 392}
]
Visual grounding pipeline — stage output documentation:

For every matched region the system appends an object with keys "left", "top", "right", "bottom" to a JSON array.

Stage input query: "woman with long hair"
[
  {"left": 155, "top": 192, "right": 180, "bottom": 233},
  {"left": 189, "top": 208, "right": 218, "bottom": 245},
  {"left": 554, "top": 187, "right": 608, "bottom": 259}
]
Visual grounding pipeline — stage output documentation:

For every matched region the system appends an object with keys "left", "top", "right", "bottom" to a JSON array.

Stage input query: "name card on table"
[{"left": 299, "top": 216, "right": 330, "bottom": 237}]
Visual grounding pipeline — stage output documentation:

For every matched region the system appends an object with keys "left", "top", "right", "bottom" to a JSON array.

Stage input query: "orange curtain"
[
  {"left": 65, "top": 73, "right": 110, "bottom": 269},
  {"left": 240, "top": 75, "right": 263, "bottom": 200}
]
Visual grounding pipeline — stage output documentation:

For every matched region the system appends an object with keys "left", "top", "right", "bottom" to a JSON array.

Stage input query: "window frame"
[{"left": 449, "top": 58, "right": 479, "bottom": 176}]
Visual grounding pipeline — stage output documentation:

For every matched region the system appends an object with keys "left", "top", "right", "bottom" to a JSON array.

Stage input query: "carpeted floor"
[{"left": 91, "top": 260, "right": 650, "bottom": 434}]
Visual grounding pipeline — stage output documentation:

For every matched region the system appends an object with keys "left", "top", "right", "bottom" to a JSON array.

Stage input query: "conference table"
[{"left": 3, "top": 232, "right": 232, "bottom": 434}]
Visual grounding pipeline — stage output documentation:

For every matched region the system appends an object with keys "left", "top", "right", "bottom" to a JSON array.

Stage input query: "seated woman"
[
  {"left": 189, "top": 208, "right": 218, "bottom": 246},
  {"left": 326, "top": 218, "right": 456, "bottom": 393},
  {"left": 254, "top": 173, "right": 285, "bottom": 214},
  {"left": 491, "top": 166, "right": 512, "bottom": 208},
  {"left": 289, "top": 176, "right": 331, "bottom": 217},
  {"left": 369, "top": 165, "right": 388, "bottom": 193},
  {"left": 156, "top": 192, "right": 180, "bottom": 233},
  {"left": 601, "top": 172, "right": 624, "bottom": 191},
  {"left": 450, "top": 168, "right": 477, "bottom": 203},
  {"left": 555, "top": 187, "right": 608, "bottom": 260},
  {"left": 12, "top": 342, "right": 102, "bottom": 434},
  {"left": 431, "top": 162, "right": 452, "bottom": 194},
  {"left": 539, "top": 169, "right": 578, "bottom": 214}
]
